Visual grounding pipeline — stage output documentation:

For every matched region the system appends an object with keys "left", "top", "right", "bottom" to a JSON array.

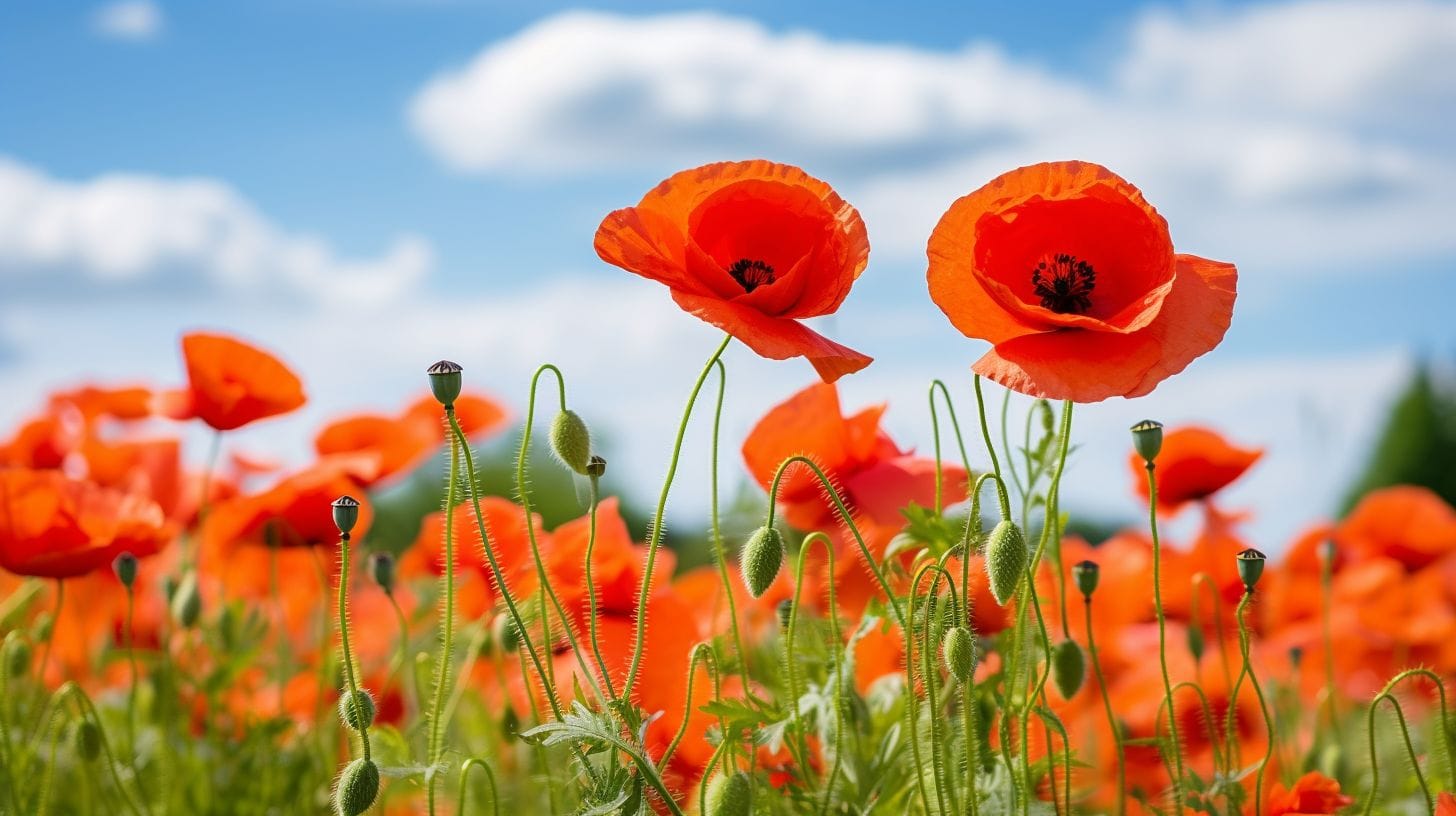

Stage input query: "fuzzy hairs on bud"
[
  {"left": 703, "top": 770, "right": 752, "bottom": 816},
  {"left": 984, "top": 520, "right": 1027, "bottom": 606},
  {"left": 741, "top": 526, "right": 784, "bottom": 598},
  {"left": 549, "top": 410, "right": 592, "bottom": 475},
  {"left": 333, "top": 758, "right": 380, "bottom": 816}
]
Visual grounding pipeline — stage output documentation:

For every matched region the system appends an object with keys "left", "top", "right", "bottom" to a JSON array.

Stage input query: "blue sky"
[{"left": 2, "top": 0, "right": 1454, "bottom": 549}]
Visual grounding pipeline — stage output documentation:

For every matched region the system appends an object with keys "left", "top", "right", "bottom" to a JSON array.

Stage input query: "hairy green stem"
[
  {"left": 1144, "top": 461, "right": 1186, "bottom": 811},
  {"left": 1085, "top": 596, "right": 1126, "bottom": 816},
  {"left": 336, "top": 534, "right": 372, "bottom": 762},
  {"left": 457, "top": 757, "right": 501, "bottom": 816}
]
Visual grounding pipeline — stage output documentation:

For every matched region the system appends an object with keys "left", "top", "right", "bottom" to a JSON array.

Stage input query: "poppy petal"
[{"left": 671, "top": 290, "right": 872, "bottom": 382}]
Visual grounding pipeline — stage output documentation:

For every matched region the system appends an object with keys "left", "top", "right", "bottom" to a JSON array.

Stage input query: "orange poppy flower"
[
  {"left": 1438, "top": 792, "right": 1456, "bottom": 816},
  {"left": 1336, "top": 485, "right": 1456, "bottom": 572},
  {"left": 0, "top": 469, "right": 171, "bottom": 579},
  {"left": 320, "top": 391, "right": 509, "bottom": 486},
  {"left": 927, "top": 161, "right": 1236, "bottom": 402},
  {"left": 164, "top": 332, "right": 306, "bottom": 431},
  {"left": 1257, "top": 771, "right": 1352, "bottom": 816},
  {"left": 595, "top": 160, "right": 872, "bottom": 382},
  {"left": 1131, "top": 426, "right": 1262, "bottom": 515},
  {"left": 203, "top": 457, "right": 372, "bottom": 551}
]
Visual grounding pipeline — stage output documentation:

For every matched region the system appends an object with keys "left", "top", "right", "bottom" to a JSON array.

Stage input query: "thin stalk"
[
  {"left": 426, "top": 427, "right": 461, "bottom": 815},
  {"left": 336, "top": 533, "right": 372, "bottom": 762},
  {"left": 1085, "top": 596, "right": 1125, "bottom": 816},
  {"left": 928, "top": 379, "right": 975, "bottom": 512},
  {"left": 785, "top": 532, "right": 847, "bottom": 806},
  {"left": 1233, "top": 591, "right": 1275, "bottom": 816},
  {"left": 708, "top": 359, "right": 752, "bottom": 693},
  {"left": 582, "top": 474, "right": 616, "bottom": 700},
  {"left": 457, "top": 757, "right": 501, "bottom": 816},
  {"left": 661, "top": 644, "right": 723, "bottom": 768},
  {"left": 1144, "top": 461, "right": 1186, "bottom": 811}
]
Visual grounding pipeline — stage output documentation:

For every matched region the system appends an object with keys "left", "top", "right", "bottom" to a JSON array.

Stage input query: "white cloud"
[
  {"left": 91, "top": 1, "right": 164, "bottom": 42},
  {"left": 0, "top": 157, "right": 431, "bottom": 306}
]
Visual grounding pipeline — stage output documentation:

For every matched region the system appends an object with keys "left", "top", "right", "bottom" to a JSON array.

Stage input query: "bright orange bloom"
[
  {"left": 927, "top": 161, "right": 1236, "bottom": 402},
  {"left": 165, "top": 332, "right": 306, "bottom": 431},
  {"left": 595, "top": 160, "right": 872, "bottom": 382},
  {"left": 1132, "top": 426, "right": 1262, "bottom": 515},
  {"left": 0, "top": 469, "right": 171, "bottom": 578},
  {"left": 203, "top": 458, "right": 371, "bottom": 551},
  {"left": 1257, "top": 771, "right": 1352, "bottom": 816},
  {"left": 319, "top": 391, "right": 509, "bottom": 486},
  {"left": 1337, "top": 485, "right": 1456, "bottom": 571},
  {"left": 399, "top": 496, "right": 542, "bottom": 621},
  {"left": 1438, "top": 792, "right": 1456, "bottom": 816}
]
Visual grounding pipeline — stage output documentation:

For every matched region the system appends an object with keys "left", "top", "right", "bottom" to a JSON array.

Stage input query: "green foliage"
[{"left": 1342, "top": 362, "right": 1456, "bottom": 512}]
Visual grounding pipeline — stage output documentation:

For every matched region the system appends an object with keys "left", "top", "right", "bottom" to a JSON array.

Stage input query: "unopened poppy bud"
[
  {"left": 702, "top": 771, "right": 752, "bottom": 816},
  {"left": 171, "top": 572, "right": 202, "bottom": 628},
  {"left": 1236, "top": 548, "right": 1267, "bottom": 592},
  {"left": 1037, "top": 399, "right": 1055, "bottom": 434},
  {"left": 332, "top": 495, "right": 361, "bottom": 536},
  {"left": 369, "top": 552, "right": 395, "bottom": 595},
  {"left": 1130, "top": 419, "right": 1164, "bottom": 463},
  {"left": 1052, "top": 639, "right": 1085, "bottom": 699},
  {"left": 338, "top": 688, "right": 376, "bottom": 731},
  {"left": 426, "top": 360, "right": 463, "bottom": 408},
  {"left": 549, "top": 410, "right": 592, "bottom": 475},
  {"left": 3, "top": 633, "right": 29, "bottom": 678},
  {"left": 776, "top": 599, "right": 794, "bottom": 632},
  {"left": 1072, "top": 560, "right": 1099, "bottom": 599},
  {"left": 984, "top": 520, "right": 1027, "bottom": 606},
  {"left": 1187, "top": 625, "right": 1205, "bottom": 661},
  {"left": 333, "top": 757, "right": 380, "bottom": 816},
  {"left": 492, "top": 615, "right": 521, "bottom": 653},
  {"left": 112, "top": 552, "right": 138, "bottom": 589},
  {"left": 943, "top": 625, "right": 975, "bottom": 683},
  {"left": 586, "top": 455, "right": 606, "bottom": 479},
  {"left": 72, "top": 720, "right": 101, "bottom": 762},
  {"left": 741, "top": 526, "right": 784, "bottom": 598}
]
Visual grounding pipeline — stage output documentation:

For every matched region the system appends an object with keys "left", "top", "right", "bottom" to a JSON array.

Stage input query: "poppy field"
[{"left": 2, "top": 159, "right": 1453, "bottom": 816}]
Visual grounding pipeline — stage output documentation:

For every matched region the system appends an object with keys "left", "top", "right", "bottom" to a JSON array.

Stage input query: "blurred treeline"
[{"left": 1341, "top": 361, "right": 1456, "bottom": 512}]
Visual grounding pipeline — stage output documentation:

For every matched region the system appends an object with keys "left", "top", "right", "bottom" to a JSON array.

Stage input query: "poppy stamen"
[
  {"left": 727, "top": 258, "right": 776, "bottom": 293},
  {"left": 1032, "top": 253, "right": 1096, "bottom": 314}
]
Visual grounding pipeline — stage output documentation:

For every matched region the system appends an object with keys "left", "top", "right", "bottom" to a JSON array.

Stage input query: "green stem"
[
  {"left": 1319, "top": 545, "right": 1344, "bottom": 745},
  {"left": 929, "top": 379, "right": 975, "bottom": 513},
  {"left": 457, "top": 757, "right": 501, "bottom": 816},
  {"left": 786, "top": 532, "right": 846, "bottom": 804},
  {"left": 1233, "top": 592, "right": 1275, "bottom": 816},
  {"left": 64, "top": 683, "right": 152, "bottom": 816},
  {"left": 708, "top": 359, "right": 752, "bottom": 695},
  {"left": 582, "top": 474, "right": 616, "bottom": 700},
  {"left": 1085, "top": 597, "right": 1125, "bottom": 816},
  {"left": 661, "top": 644, "right": 722, "bottom": 768},
  {"left": 971, "top": 376, "right": 1011, "bottom": 514},
  {"left": 426, "top": 425, "right": 461, "bottom": 815},
  {"left": 1363, "top": 691, "right": 1432, "bottom": 815},
  {"left": 1144, "top": 461, "right": 1186, "bottom": 811},
  {"left": 336, "top": 534, "right": 372, "bottom": 762}
]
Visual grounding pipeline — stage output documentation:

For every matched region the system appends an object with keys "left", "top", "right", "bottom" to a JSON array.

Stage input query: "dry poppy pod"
[
  {"left": 72, "top": 720, "right": 102, "bottom": 762},
  {"left": 586, "top": 455, "right": 607, "bottom": 479},
  {"left": 369, "top": 552, "right": 395, "bottom": 595},
  {"left": 1051, "top": 639, "right": 1085, "bottom": 699},
  {"left": 426, "top": 360, "right": 463, "bottom": 408},
  {"left": 1131, "top": 420, "right": 1164, "bottom": 464},
  {"left": 333, "top": 757, "right": 380, "bottom": 816},
  {"left": 332, "top": 495, "right": 361, "bottom": 536},
  {"left": 1236, "top": 548, "right": 1267, "bottom": 592},
  {"left": 741, "top": 526, "right": 785, "bottom": 598},
  {"left": 943, "top": 625, "right": 975, "bottom": 683},
  {"left": 984, "top": 520, "right": 1027, "bottom": 606},
  {"left": 112, "top": 551, "right": 138, "bottom": 589},
  {"left": 702, "top": 771, "right": 752, "bottom": 816},
  {"left": 1072, "top": 559, "right": 1100, "bottom": 599},
  {"left": 338, "top": 688, "right": 376, "bottom": 731},
  {"left": 549, "top": 410, "right": 593, "bottom": 475}
]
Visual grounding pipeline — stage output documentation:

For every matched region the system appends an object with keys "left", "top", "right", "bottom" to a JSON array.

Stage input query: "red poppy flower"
[
  {"left": 203, "top": 457, "right": 372, "bottom": 551},
  {"left": 399, "top": 496, "right": 542, "bottom": 621},
  {"left": 1131, "top": 426, "right": 1262, "bottom": 515},
  {"left": 1257, "top": 771, "right": 1353, "bottom": 816},
  {"left": 1336, "top": 485, "right": 1456, "bottom": 572},
  {"left": 1438, "top": 792, "right": 1456, "bottom": 816},
  {"left": 927, "top": 161, "right": 1236, "bottom": 402},
  {"left": 595, "top": 160, "right": 872, "bottom": 382},
  {"left": 164, "top": 332, "right": 306, "bottom": 431},
  {"left": 0, "top": 469, "right": 171, "bottom": 579}
]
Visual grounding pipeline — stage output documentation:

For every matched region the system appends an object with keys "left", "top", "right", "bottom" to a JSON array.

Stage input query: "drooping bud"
[
  {"left": 426, "top": 360, "right": 463, "bottom": 408},
  {"left": 333, "top": 757, "right": 380, "bottom": 816},
  {"left": 1051, "top": 639, "right": 1085, "bottom": 699},
  {"left": 740, "top": 526, "right": 784, "bottom": 598},
  {"left": 332, "top": 495, "right": 361, "bottom": 536},
  {"left": 2, "top": 633, "right": 29, "bottom": 678},
  {"left": 112, "top": 552, "right": 138, "bottom": 589},
  {"left": 369, "top": 552, "right": 395, "bottom": 595},
  {"left": 549, "top": 410, "right": 592, "bottom": 475},
  {"left": 702, "top": 771, "right": 752, "bottom": 816},
  {"left": 171, "top": 571, "right": 202, "bottom": 628},
  {"left": 586, "top": 455, "right": 607, "bottom": 479},
  {"left": 984, "top": 520, "right": 1027, "bottom": 606},
  {"left": 942, "top": 625, "right": 975, "bottom": 683},
  {"left": 1130, "top": 420, "right": 1164, "bottom": 464},
  {"left": 1236, "top": 548, "right": 1267, "bottom": 592},
  {"left": 72, "top": 720, "right": 102, "bottom": 762},
  {"left": 1187, "top": 625, "right": 1205, "bottom": 661},
  {"left": 338, "top": 688, "right": 376, "bottom": 731},
  {"left": 1072, "top": 560, "right": 1100, "bottom": 600}
]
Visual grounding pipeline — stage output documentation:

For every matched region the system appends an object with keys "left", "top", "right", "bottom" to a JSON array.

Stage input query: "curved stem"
[
  {"left": 1233, "top": 592, "right": 1275, "bottom": 816},
  {"left": 457, "top": 757, "right": 501, "bottom": 816},
  {"left": 928, "top": 379, "right": 975, "bottom": 512},
  {"left": 707, "top": 359, "right": 752, "bottom": 695},
  {"left": 971, "top": 376, "right": 1011, "bottom": 516},
  {"left": 337, "top": 534, "right": 372, "bottom": 761},
  {"left": 1363, "top": 691, "right": 1432, "bottom": 815},
  {"left": 1192, "top": 572, "right": 1235, "bottom": 697},
  {"left": 1085, "top": 597, "right": 1125, "bottom": 816},
  {"left": 64, "top": 683, "right": 152, "bottom": 816},
  {"left": 661, "top": 644, "right": 722, "bottom": 769},
  {"left": 786, "top": 532, "right": 846, "bottom": 804},
  {"left": 906, "top": 561, "right": 958, "bottom": 816},
  {"left": 582, "top": 474, "right": 616, "bottom": 700},
  {"left": 1145, "top": 461, "right": 1186, "bottom": 811}
]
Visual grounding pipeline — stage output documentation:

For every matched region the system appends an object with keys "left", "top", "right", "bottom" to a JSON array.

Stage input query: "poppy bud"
[
  {"left": 492, "top": 614, "right": 521, "bottom": 653},
  {"left": 426, "top": 360, "right": 463, "bottom": 408},
  {"left": 333, "top": 757, "right": 380, "bottom": 816},
  {"left": 549, "top": 410, "right": 592, "bottom": 475},
  {"left": 171, "top": 571, "right": 201, "bottom": 628},
  {"left": 740, "top": 526, "right": 784, "bottom": 599},
  {"left": 1236, "top": 548, "right": 1266, "bottom": 592},
  {"left": 112, "top": 552, "right": 138, "bottom": 589},
  {"left": 338, "top": 688, "right": 376, "bottom": 730},
  {"left": 1130, "top": 419, "right": 1164, "bottom": 464},
  {"left": 1051, "top": 639, "right": 1085, "bottom": 699},
  {"left": 943, "top": 625, "right": 975, "bottom": 683},
  {"left": 586, "top": 455, "right": 607, "bottom": 479},
  {"left": 332, "top": 495, "right": 361, "bottom": 536},
  {"left": 1072, "top": 560, "right": 1099, "bottom": 599},
  {"left": 1187, "top": 625, "right": 1205, "bottom": 662},
  {"left": 776, "top": 599, "right": 794, "bottom": 632},
  {"left": 1037, "top": 399, "right": 1055, "bottom": 434},
  {"left": 702, "top": 771, "right": 751, "bottom": 816},
  {"left": 369, "top": 552, "right": 395, "bottom": 595},
  {"left": 72, "top": 720, "right": 101, "bottom": 762},
  {"left": 161, "top": 575, "right": 179, "bottom": 603},
  {"left": 984, "top": 520, "right": 1027, "bottom": 606},
  {"left": 3, "top": 633, "right": 29, "bottom": 678}
]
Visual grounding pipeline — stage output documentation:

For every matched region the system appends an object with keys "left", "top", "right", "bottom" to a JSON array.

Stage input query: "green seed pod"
[
  {"left": 112, "top": 552, "right": 138, "bottom": 589},
  {"left": 942, "top": 625, "right": 975, "bottom": 683},
  {"left": 426, "top": 360, "right": 463, "bottom": 408},
  {"left": 72, "top": 720, "right": 102, "bottom": 762},
  {"left": 740, "top": 526, "right": 784, "bottom": 599},
  {"left": 1130, "top": 420, "right": 1164, "bottom": 463},
  {"left": 1187, "top": 625, "right": 1206, "bottom": 662},
  {"left": 171, "top": 571, "right": 201, "bottom": 629},
  {"left": 1072, "top": 559, "right": 1100, "bottom": 599},
  {"left": 702, "top": 771, "right": 752, "bottom": 816},
  {"left": 331, "top": 495, "right": 361, "bottom": 536},
  {"left": 1289, "top": 646, "right": 1304, "bottom": 671},
  {"left": 333, "top": 757, "right": 380, "bottom": 816},
  {"left": 369, "top": 552, "right": 395, "bottom": 595},
  {"left": 338, "top": 688, "right": 376, "bottom": 731},
  {"left": 1236, "top": 548, "right": 1267, "bottom": 592},
  {"left": 3, "top": 633, "right": 30, "bottom": 678},
  {"left": 1051, "top": 639, "right": 1085, "bottom": 699},
  {"left": 549, "top": 410, "right": 592, "bottom": 475},
  {"left": 984, "top": 520, "right": 1027, "bottom": 606}
]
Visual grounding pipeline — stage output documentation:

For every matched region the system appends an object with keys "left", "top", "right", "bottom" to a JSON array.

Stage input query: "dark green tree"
[{"left": 1342, "top": 362, "right": 1456, "bottom": 513}]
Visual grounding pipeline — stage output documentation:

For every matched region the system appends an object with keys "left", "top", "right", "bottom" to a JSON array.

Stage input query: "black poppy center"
[
  {"left": 727, "top": 258, "right": 776, "bottom": 293},
  {"left": 1031, "top": 253, "right": 1096, "bottom": 314}
]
